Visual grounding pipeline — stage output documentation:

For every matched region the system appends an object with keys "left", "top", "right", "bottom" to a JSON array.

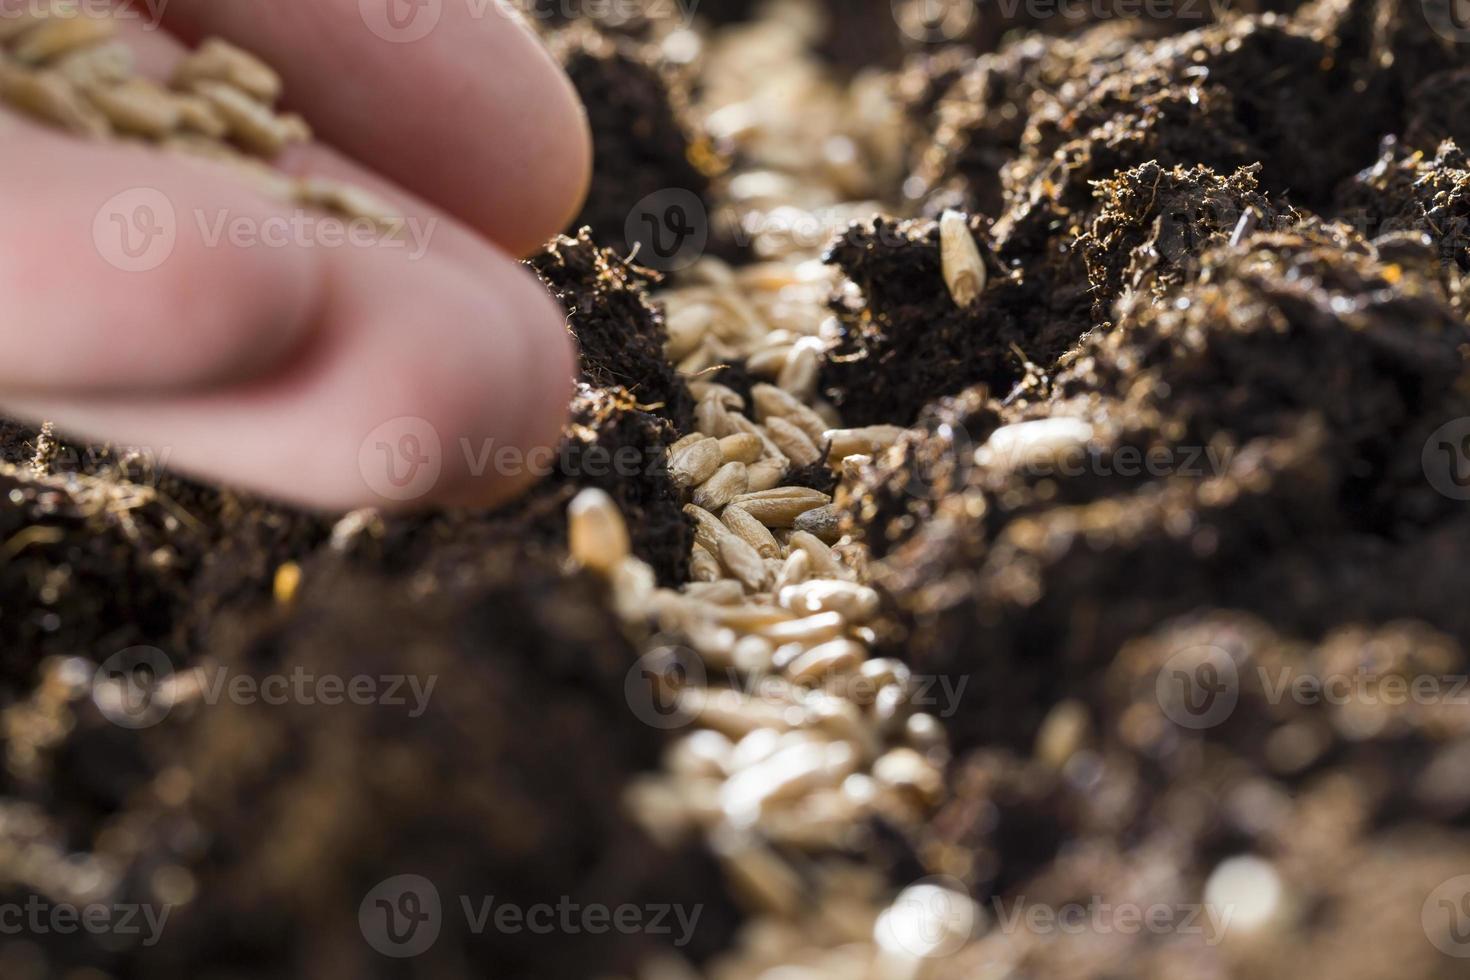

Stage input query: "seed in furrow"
[
  {"left": 671, "top": 437, "right": 723, "bottom": 488},
  {"left": 693, "top": 461, "right": 749, "bottom": 512},
  {"left": 764, "top": 416, "right": 822, "bottom": 467},
  {"left": 722, "top": 505, "right": 782, "bottom": 559},
  {"left": 729, "top": 487, "right": 831, "bottom": 527}
]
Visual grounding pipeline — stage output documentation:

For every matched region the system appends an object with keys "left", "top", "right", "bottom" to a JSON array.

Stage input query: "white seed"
[
  {"left": 670, "top": 437, "right": 723, "bottom": 488},
  {"left": 825, "top": 425, "right": 906, "bottom": 464},
  {"left": 567, "top": 488, "right": 630, "bottom": 575},
  {"left": 773, "top": 549, "right": 812, "bottom": 591},
  {"left": 53, "top": 40, "right": 132, "bottom": 88},
  {"left": 780, "top": 580, "right": 880, "bottom": 622},
  {"left": 764, "top": 416, "right": 822, "bottom": 467},
  {"left": 729, "top": 487, "right": 832, "bottom": 527},
  {"left": 872, "top": 747, "right": 944, "bottom": 806},
  {"left": 692, "top": 461, "right": 749, "bottom": 512},
  {"left": 190, "top": 79, "right": 307, "bottom": 157},
  {"left": 785, "top": 638, "right": 865, "bottom": 684},
  {"left": 664, "top": 302, "right": 711, "bottom": 361},
  {"left": 669, "top": 432, "right": 705, "bottom": 454},
  {"left": 777, "top": 343, "right": 819, "bottom": 400},
  {"left": 695, "top": 393, "right": 732, "bottom": 437},
  {"left": 747, "top": 344, "right": 793, "bottom": 377},
  {"left": 609, "top": 556, "right": 656, "bottom": 622},
  {"left": 974, "top": 417, "right": 1094, "bottom": 472},
  {"left": 757, "top": 611, "right": 846, "bottom": 645},
  {"left": 722, "top": 505, "right": 782, "bottom": 559},
  {"left": 940, "top": 209, "right": 987, "bottom": 309}
]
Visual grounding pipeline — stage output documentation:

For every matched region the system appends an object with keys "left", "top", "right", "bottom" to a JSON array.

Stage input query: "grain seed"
[
  {"left": 190, "top": 79, "right": 307, "bottom": 157},
  {"left": 722, "top": 504, "right": 782, "bottom": 559},
  {"left": 825, "top": 425, "right": 906, "bottom": 464},
  {"left": 689, "top": 543, "right": 722, "bottom": 582},
  {"left": 773, "top": 549, "right": 812, "bottom": 591},
  {"left": 0, "top": 67, "right": 109, "bottom": 136},
  {"left": 692, "top": 461, "right": 749, "bottom": 512},
  {"left": 793, "top": 504, "right": 841, "bottom": 543},
  {"left": 729, "top": 487, "right": 831, "bottom": 527},
  {"left": 718, "top": 532, "right": 770, "bottom": 592},
  {"left": 172, "top": 37, "right": 283, "bottom": 104},
  {"left": 567, "top": 488, "right": 630, "bottom": 575},
  {"left": 779, "top": 580, "right": 879, "bottom": 622},
  {"left": 764, "top": 416, "right": 821, "bottom": 467},
  {"left": 785, "top": 638, "right": 864, "bottom": 684},
  {"left": 940, "top": 209, "right": 986, "bottom": 309},
  {"left": 11, "top": 13, "right": 114, "bottom": 64},
  {"left": 670, "top": 437, "right": 723, "bottom": 488},
  {"left": 684, "top": 504, "right": 729, "bottom": 555},
  {"left": 83, "top": 77, "right": 180, "bottom": 137},
  {"left": 776, "top": 343, "right": 819, "bottom": 399},
  {"left": 718, "top": 433, "right": 764, "bottom": 465},
  {"left": 789, "top": 530, "right": 845, "bottom": 579},
  {"left": 745, "top": 459, "right": 786, "bottom": 492},
  {"left": 757, "top": 610, "right": 846, "bottom": 645},
  {"left": 752, "top": 383, "right": 827, "bottom": 444}
]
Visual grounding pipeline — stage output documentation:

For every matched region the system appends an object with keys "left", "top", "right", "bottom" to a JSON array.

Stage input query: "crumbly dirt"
[{"left": 6, "top": 2, "right": 1470, "bottom": 978}]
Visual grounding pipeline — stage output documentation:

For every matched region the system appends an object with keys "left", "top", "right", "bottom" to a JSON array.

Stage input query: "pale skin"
[{"left": 0, "top": 0, "right": 592, "bottom": 510}]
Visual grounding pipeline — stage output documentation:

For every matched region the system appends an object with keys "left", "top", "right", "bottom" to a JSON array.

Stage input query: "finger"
[
  {"left": 1, "top": 211, "right": 576, "bottom": 512},
  {"left": 157, "top": 0, "right": 591, "bottom": 256},
  {"left": 0, "top": 118, "right": 323, "bottom": 392}
]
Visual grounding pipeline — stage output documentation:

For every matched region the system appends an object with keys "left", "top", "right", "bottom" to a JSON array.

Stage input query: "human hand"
[{"left": 0, "top": 0, "right": 590, "bottom": 510}]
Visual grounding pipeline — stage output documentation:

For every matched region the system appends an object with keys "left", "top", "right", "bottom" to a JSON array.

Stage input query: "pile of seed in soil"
[{"left": 3, "top": 0, "right": 1470, "bottom": 978}]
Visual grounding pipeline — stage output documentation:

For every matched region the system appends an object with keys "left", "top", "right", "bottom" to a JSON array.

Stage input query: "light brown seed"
[
  {"left": 940, "top": 209, "right": 987, "bottom": 309},
  {"left": 670, "top": 437, "right": 723, "bottom": 488},
  {"left": 664, "top": 303, "right": 711, "bottom": 361},
  {"left": 825, "top": 425, "right": 906, "bottom": 464},
  {"left": 785, "top": 638, "right": 865, "bottom": 684},
  {"left": 722, "top": 505, "right": 782, "bottom": 559},
  {"left": 724, "top": 412, "right": 787, "bottom": 465},
  {"left": 83, "top": 77, "right": 180, "bottom": 137},
  {"left": 695, "top": 393, "right": 732, "bottom": 437},
  {"left": 718, "top": 433, "right": 763, "bottom": 465},
  {"left": 764, "top": 416, "right": 821, "bottom": 467},
  {"left": 746, "top": 459, "right": 786, "bottom": 493},
  {"left": 714, "top": 832, "right": 803, "bottom": 916},
  {"left": 718, "top": 533, "right": 770, "bottom": 592},
  {"left": 173, "top": 37, "right": 283, "bottom": 104},
  {"left": 689, "top": 544, "right": 722, "bottom": 583},
  {"left": 751, "top": 384, "right": 827, "bottom": 445},
  {"left": 684, "top": 580, "right": 745, "bottom": 605},
  {"left": 690, "top": 382, "right": 744, "bottom": 411},
  {"left": 729, "top": 487, "right": 831, "bottom": 527},
  {"left": 11, "top": 13, "right": 114, "bottom": 64},
  {"left": 789, "top": 530, "right": 845, "bottom": 579},
  {"left": 567, "top": 488, "right": 630, "bottom": 575},
  {"left": 170, "top": 92, "right": 227, "bottom": 138},
  {"left": 708, "top": 603, "right": 797, "bottom": 630},
  {"left": 692, "top": 461, "right": 749, "bottom": 512},
  {"left": 53, "top": 40, "right": 132, "bottom": 88},
  {"left": 746, "top": 344, "right": 793, "bottom": 377},
  {"left": 1035, "top": 699, "right": 1090, "bottom": 770},
  {"left": 0, "top": 67, "right": 109, "bottom": 137},
  {"left": 793, "top": 504, "right": 841, "bottom": 544},
  {"left": 669, "top": 432, "right": 704, "bottom": 455},
  {"left": 684, "top": 504, "right": 729, "bottom": 555},
  {"left": 295, "top": 176, "right": 404, "bottom": 234},
  {"left": 190, "top": 79, "right": 306, "bottom": 157}
]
